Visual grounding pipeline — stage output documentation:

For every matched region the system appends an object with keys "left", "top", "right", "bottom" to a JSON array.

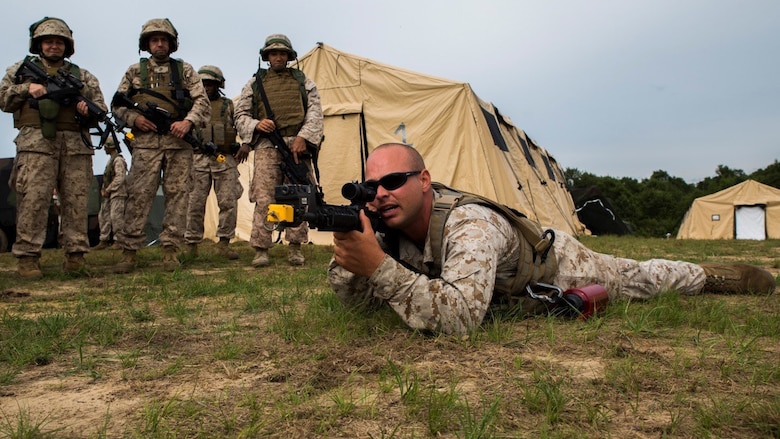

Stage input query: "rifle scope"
[{"left": 341, "top": 182, "right": 376, "bottom": 204}]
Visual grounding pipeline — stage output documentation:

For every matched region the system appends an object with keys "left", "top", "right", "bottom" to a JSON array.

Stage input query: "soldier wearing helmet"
[
  {"left": 138, "top": 18, "right": 179, "bottom": 59},
  {"left": 184, "top": 65, "right": 242, "bottom": 260},
  {"left": 94, "top": 138, "right": 127, "bottom": 251},
  {"left": 0, "top": 17, "right": 109, "bottom": 278},
  {"left": 235, "top": 33, "right": 324, "bottom": 268},
  {"left": 111, "top": 18, "right": 210, "bottom": 274},
  {"left": 29, "top": 17, "right": 75, "bottom": 61}
]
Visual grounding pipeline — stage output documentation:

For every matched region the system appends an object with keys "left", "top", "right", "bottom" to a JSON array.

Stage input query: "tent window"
[
  {"left": 517, "top": 135, "right": 537, "bottom": 168},
  {"left": 480, "top": 108, "right": 508, "bottom": 152},
  {"left": 711, "top": 214, "right": 720, "bottom": 221},
  {"left": 540, "top": 154, "right": 557, "bottom": 182}
]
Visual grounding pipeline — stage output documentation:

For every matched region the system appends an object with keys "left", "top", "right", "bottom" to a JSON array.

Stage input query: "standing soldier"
[
  {"left": 185, "top": 65, "right": 241, "bottom": 260},
  {"left": 94, "top": 139, "right": 127, "bottom": 250},
  {"left": 234, "top": 34, "right": 323, "bottom": 267},
  {"left": 0, "top": 17, "right": 108, "bottom": 278},
  {"left": 111, "top": 18, "right": 210, "bottom": 273}
]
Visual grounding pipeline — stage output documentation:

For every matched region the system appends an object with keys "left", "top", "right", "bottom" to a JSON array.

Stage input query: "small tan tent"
[
  {"left": 205, "top": 44, "right": 587, "bottom": 244},
  {"left": 676, "top": 179, "right": 780, "bottom": 240}
]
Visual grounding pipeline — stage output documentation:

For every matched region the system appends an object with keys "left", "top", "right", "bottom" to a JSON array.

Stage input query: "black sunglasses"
[{"left": 364, "top": 171, "right": 422, "bottom": 191}]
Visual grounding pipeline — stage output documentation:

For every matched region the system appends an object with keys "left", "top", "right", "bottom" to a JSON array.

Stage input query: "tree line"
[{"left": 564, "top": 160, "right": 780, "bottom": 237}]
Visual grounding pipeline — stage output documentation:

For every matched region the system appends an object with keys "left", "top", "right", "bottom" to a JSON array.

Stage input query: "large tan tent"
[
  {"left": 676, "top": 179, "right": 780, "bottom": 240},
  {"left": 205, "top": 44, "right": 587, "bottom": 244}
]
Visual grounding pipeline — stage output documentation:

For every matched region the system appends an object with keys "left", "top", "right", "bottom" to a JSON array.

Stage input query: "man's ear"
[{"left": 419, "top": 169, "right": 432, "bottom": 191}]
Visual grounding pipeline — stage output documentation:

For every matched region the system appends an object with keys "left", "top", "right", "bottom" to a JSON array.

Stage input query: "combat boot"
[
  {"left": 288, "top": 243, "right": 305, "bottom": 266},
  {"left": 93, "top": 240, "right": 110, "bottom": 251},
  {"left": 113, "top": 250, "right": 137, "bottom": 274},
  {"left": 17, "top": 256, "right": 43, "bottom": 279},
  {"left": 161, "top": 246, "right": 180, "bottom": 272},
  {"left": 252, "top": 248, "right": 270, "bottom": 268},
  {"left": 699, "top": 263, "right": 776, "bottom": 295},
  {"left": 186, "top": 243, "right": 199, "bottom": 258},
  {"left": 216, "top": 237, "right": 239, "bottom": 260},
  {"left": 63, "top": 252, "right": 87, "bottom": 273}
]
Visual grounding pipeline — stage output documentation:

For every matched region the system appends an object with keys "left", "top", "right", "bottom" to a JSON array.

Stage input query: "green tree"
[
  {"left": 695, "top": 165, "right": 747, "bottom": 194},
  {"left": 749, "top": 160, "right": 780, "bottom": 188}
]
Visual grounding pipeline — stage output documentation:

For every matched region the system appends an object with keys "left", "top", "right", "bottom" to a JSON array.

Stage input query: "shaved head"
[{"left": 372, "top": 143, "right": 425, "bottom": 171}]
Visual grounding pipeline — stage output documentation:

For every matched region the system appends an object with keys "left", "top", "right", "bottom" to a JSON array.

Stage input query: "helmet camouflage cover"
[
  {"left": 260, "top": 34, "right": 297, "bottom": 61},
  {"left": 198, "top": 65, "right": 225, "bottom": 88},
  {"left": 29, "top": 17, "right": 75, "bottom": 58},
  {"left": 139, "top": 18, "right": 179, "bottom": 53}
]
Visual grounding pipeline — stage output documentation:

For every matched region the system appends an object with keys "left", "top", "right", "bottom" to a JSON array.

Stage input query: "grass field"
[{"left": 0, "top": 237, "right": 778, "bottom": 438}]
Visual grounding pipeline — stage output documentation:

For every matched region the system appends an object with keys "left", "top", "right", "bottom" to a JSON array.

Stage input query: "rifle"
[
  {"left": 15, "top": 56, "right": 128, "bottom": 150},
  {"left": 251, "top": 121, "right": 379, "bottom": 232},
  {"left": 249, "top": 115, "right": 340, "bottom": 230},
  {"left": 268, "top": 181, "right": 382, "bottom": 233},
  {"left": 111, "top": 91, "right": 225, "bottom": 162}
]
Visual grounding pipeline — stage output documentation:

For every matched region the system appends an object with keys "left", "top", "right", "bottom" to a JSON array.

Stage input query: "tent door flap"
[{"left": 734, "top": 204, "right": 766, "bottom": 240}]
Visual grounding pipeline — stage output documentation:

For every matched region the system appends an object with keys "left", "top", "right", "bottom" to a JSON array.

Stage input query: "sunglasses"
[{"left": 364, "top": 171, "right": 422, "bottom": 191}]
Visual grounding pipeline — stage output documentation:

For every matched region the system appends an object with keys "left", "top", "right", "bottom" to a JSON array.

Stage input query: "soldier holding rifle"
[{"left": 0, "top": 17, "right": 108, "bottom": 278}]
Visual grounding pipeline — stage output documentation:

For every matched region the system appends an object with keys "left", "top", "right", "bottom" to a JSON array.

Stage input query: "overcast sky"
[{"left": 1, "top": 0, "right": 777, "bottom": 183}]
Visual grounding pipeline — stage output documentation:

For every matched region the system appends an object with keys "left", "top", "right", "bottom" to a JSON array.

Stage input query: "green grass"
[{"left": 0, "top": 237, "right": 777, "bottom": 438}]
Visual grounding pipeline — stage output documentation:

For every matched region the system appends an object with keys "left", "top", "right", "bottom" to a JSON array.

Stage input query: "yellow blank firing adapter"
[
  {"left": 216, "top": 153, "right": 226, "bottom": 163},
  {"left": 267, "top": 204, "right": 295, "bottom": 223},
  {"left": 125, "top": 132, "right": 135, "bottom": 141}
]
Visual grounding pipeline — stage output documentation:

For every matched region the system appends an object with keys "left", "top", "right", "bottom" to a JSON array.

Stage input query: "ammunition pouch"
[{"left": 38, "top": 99, "right": 60, "bottom": 139}]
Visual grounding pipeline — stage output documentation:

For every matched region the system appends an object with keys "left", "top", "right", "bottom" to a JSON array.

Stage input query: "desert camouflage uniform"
[
  {"left": 98, "top": 152, "right": 127, "bottom": 242},
  {"left": 185, "top": 96, "right": 242, "bottom": 243},
  {"left": 0, "top": 58, "right": 105, "bottom": 257},
  {"left": 328, "top": 188, "right": 706, "bottom": 335},
  {"left": 234, "top": 74, "right": 323, "bottom": 249},
  {"left": 112, "top": 58, "right": 210, "bottom": 250}
]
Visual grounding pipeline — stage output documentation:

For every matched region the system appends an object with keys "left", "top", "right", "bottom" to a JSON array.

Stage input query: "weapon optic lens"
[{"left": 341, "top": 182, "right": 376, "bottom": 203}]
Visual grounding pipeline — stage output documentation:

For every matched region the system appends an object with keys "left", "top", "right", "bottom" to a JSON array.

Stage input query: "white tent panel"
[{"left": 735, "top": 205, "right": 766, "bottom": 240}]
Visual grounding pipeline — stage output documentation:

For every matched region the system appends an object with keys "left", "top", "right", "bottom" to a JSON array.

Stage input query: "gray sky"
[{"left": 2, "top": 0, "right": 778, "bottom": 183}]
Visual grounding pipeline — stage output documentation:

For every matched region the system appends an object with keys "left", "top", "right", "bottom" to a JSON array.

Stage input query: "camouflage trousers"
[
  {"left": 249, "top": 146, "right": 313, "bottom": 249},
  {"left": 116, "top": 147, "right": 192, "bottom": 250},
  {"left": 550, "top": 231, "right": 706, "bottom": 300},
  {"left": 11, "top": 148, "right": 92, "bottom": 257},
  {"left": 185, "top": 160, "right": 242, "bottom": 243},
  {"left": 98, "top": 195, "right": 126, "bottom": 242}
]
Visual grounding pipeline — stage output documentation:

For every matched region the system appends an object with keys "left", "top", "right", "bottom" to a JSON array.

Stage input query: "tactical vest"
[
  {"left": 427, "top": 182, "right": 558, "bottom": 304},
  {"left": 203, "top": 97, "right": 237, "bottom": 153},
  {"left": 130, "top": 58, "right": 192, "bottom": 119},
  {"left": 251, "top": 68, "right": 307, "bottom": 137},
  {"left": 103, "top": 153, "right": 117, "bottom": 189},
  {"left": 13, "top": 57, "right": 82, "bottom": 136}
]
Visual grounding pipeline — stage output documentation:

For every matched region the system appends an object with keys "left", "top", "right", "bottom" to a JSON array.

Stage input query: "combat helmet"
[
  {"left": 139, "top": 18, "right": 179, "bottom": 53},
  {"left": 260, "top": 34, "right": 297, "bottom": 61},
  {"left": 198, "top": 65, "right": 225, "bottom": 88},
  {"left": 29, "top": 17, "right": 74, "bottom": 58}
]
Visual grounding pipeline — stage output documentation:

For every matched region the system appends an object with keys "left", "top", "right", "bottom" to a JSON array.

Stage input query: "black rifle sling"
[
  {"left": 255, "top": 73, "right": 275, "bottom": 125},
  {"left": 168, "top": 59, "right": 187, "bottom": 107}
]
